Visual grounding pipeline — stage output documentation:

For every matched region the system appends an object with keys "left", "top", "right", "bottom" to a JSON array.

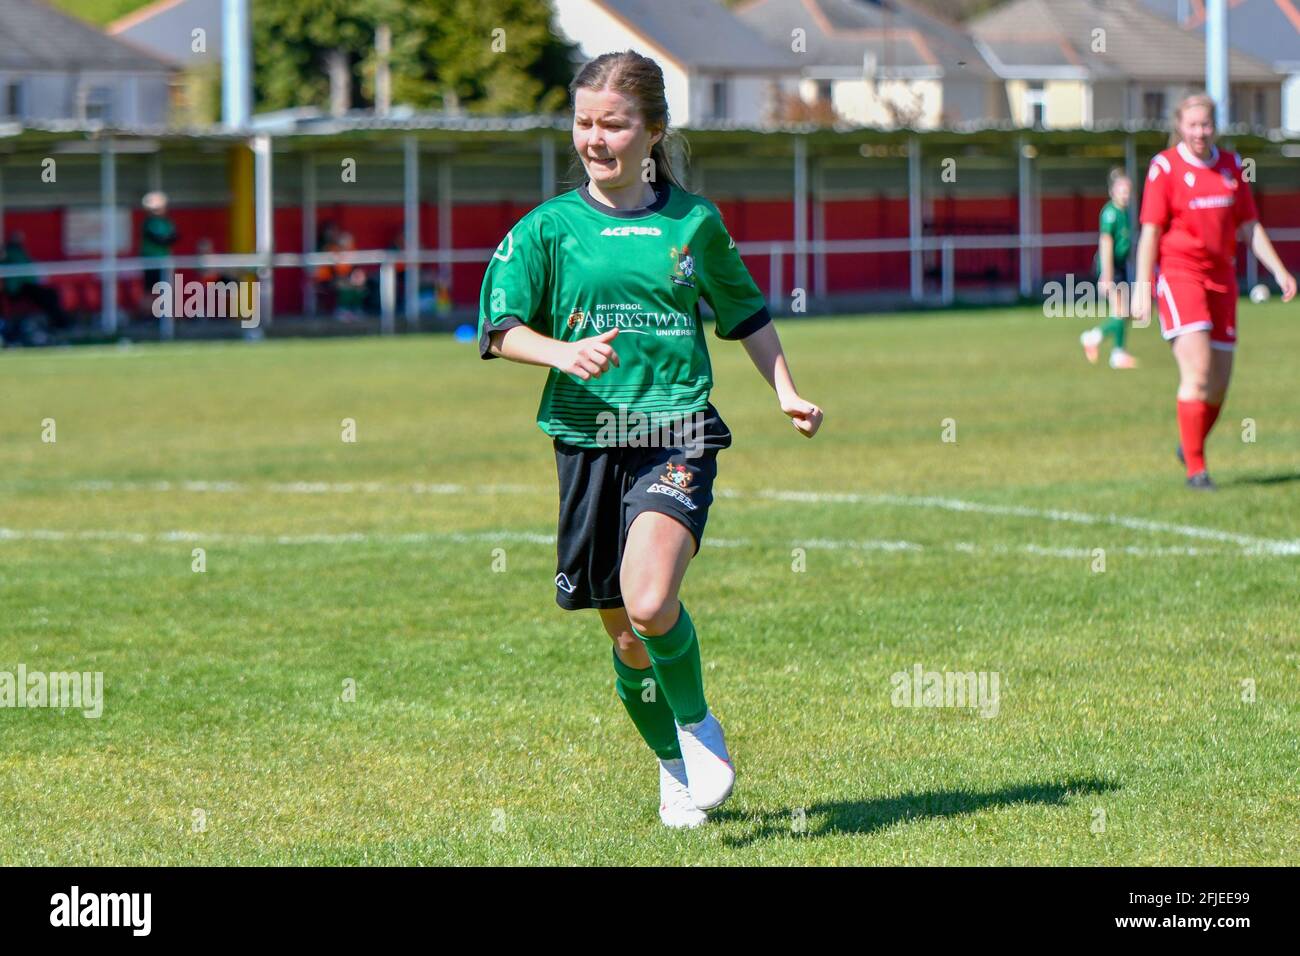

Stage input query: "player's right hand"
[
  {"left": 558, "top": 328, "right": 620, "bottom": 380},
  {"left": 1130, "top": 279, "right": 1153, "bottom": 324}
]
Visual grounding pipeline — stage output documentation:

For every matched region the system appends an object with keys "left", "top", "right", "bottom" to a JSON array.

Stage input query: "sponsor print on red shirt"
[{"left": 1140, "top": 142, "right": 1259, "bottom": 348}]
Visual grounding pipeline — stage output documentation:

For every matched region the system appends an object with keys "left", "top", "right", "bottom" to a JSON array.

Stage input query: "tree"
[{"left": 252, "top": 0, "right": 578, "bottom": 115}]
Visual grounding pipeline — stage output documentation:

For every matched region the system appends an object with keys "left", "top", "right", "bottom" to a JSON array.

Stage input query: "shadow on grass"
[
  {"left": 1223, "top": 471, "right": 1300, "bottom": 487},
  {"left": 712, "top": 777, "right": 1120, "bottom": 848}
]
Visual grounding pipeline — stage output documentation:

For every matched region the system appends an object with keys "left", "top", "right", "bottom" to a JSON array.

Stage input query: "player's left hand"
[
  {"left": 781, "top": 394, "right": 823, "bottom": 438},
  {"left": 1274, "top": 269, "right": 1297, "bottom": 303}
]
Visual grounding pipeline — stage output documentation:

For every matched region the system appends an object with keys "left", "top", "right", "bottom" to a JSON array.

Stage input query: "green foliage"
[
  {"left": 48, "top": 0, "right": 148, "bottom": 27},
  {"left": 252, "top": 0, "right": 577, "bottom": 114}
]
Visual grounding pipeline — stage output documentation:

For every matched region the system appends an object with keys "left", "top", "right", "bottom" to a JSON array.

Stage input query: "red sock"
[
  {"left": 1177, "top": 400, "right": 1211, "bottom": 476},
  {"left": 1204, "top": 402, "right": 1222, "bottom": 439}
]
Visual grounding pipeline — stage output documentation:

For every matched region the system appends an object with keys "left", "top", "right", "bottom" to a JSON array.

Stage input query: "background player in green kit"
[
  {"left": 1080, "top": 168, "right": 1139, "bottom": 370},
  {"left": 477, "top": 50, "right": 823, "bottom": 828}
]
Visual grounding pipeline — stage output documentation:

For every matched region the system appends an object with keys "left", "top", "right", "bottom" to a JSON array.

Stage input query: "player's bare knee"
[
  {"left": 624, "top": 591, "right": 678, "bottom": 637},
  {"left": 1178, "top": 372, "right": 1211, "bottom": 401}
]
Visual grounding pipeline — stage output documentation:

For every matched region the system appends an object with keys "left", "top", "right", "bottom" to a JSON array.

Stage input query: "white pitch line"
[
  {"left": 0, "top": 526, "right": 1232, "bottom": 558},
  {"left": 60, "top": 478, "right": 1300, "bottom": 556},
  {"left": 741, "top": 488, "right": 1300, "bottom": 556}
]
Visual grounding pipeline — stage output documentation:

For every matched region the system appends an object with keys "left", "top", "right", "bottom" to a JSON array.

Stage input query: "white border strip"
[{"left": 22, "top": 478, "right": 1300, "bottom": 558}]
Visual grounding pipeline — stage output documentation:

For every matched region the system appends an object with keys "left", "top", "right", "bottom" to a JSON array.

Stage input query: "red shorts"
[{"left": 1155, "top": 271, "right": 1237, "bottom": 351}]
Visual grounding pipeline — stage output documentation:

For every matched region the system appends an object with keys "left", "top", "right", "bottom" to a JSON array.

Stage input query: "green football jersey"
[
  {"left": 477, "top": 181, "right": 771, "bottom": 447},
  {"left": 1095, "top": 200, "right": 1131, "bottom": 271}
]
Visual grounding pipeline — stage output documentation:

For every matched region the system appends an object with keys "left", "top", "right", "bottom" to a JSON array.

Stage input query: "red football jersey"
[{"left": 1139, "top": 142, "right": 1259, "bottom": 290}]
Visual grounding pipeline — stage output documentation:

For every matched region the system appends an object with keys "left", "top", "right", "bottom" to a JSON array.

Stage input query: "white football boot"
[
  {"left": 659, "top": 758, "right": 708, "bottom": 828},
  {"left": 676, "top": 710, "right": 735, "bottom": 810}
]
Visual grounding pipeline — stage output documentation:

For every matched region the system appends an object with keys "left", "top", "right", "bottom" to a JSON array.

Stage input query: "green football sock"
[
  {"left": 1100, "top": 317, "right": 1127, "bottom": 350},
  {"left": 612, "top": 648, "right": 681, "bottom": 760},
  {"left": 632, "top": 602, "right": 708, "bottom": 726}
]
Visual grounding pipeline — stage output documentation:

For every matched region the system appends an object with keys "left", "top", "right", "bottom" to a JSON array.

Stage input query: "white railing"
[{"left": 2, "top": 229, "right": 1296, "bottom": 338}]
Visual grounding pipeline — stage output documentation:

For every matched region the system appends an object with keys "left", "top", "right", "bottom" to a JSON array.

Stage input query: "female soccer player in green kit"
[
  {"left": 1079, "top": 168, "right": 1138, "bottom": 369},
  {"left": 478, "top": 51, "right": 823, "bottom": 828}
]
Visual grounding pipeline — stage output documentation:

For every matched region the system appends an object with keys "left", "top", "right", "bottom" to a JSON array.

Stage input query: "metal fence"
[{"left": 3, "top": 225, "right": 1295, "bottom": 340}]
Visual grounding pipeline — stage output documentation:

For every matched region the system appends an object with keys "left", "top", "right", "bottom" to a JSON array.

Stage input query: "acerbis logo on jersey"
[{"left": 600, "top": 226, "right": 663, "bottom": 237}]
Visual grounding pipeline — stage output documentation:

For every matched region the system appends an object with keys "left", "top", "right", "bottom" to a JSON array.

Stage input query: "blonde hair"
[
  {"left": 568, "top": 51, "right": 689, "bottom": 189},
  {"left": 1169, "top": 92, "right": 1217, "bottom": 147}
]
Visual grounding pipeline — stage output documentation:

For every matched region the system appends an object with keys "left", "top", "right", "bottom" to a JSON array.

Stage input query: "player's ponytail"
[
  {"left": 569, "top": 51, "right": 688, "bottom": 190},
  {"left": 1169, "top": 91, "right": 1217, "bottom": 147}
]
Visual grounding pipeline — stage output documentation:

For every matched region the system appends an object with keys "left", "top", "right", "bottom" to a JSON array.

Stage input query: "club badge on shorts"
[{"left": 647, "top": 463, "right": 698, "bottom": 511}]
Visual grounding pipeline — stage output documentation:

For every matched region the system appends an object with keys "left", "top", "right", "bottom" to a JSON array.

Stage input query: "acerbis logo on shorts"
[
  {"left": 647, "top": 482, "right": 697, "bottom": 511},
  {"left": 555, "top": 572, "right": 577, "bottom": 593}
]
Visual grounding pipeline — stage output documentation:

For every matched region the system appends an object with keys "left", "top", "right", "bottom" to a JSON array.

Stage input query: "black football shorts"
[{"left": 551, "top": 402, "right": 732, "bottom": 611}]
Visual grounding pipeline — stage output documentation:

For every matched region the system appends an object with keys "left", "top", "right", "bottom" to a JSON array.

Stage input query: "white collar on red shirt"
[{"left": 1177, "top": 141, "right": 1219, "bottom": 169}]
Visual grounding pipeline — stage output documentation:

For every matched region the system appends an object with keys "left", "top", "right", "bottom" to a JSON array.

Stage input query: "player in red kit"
[{"left": 1132, "top": 93, "right": 1296, "bottom": 490}]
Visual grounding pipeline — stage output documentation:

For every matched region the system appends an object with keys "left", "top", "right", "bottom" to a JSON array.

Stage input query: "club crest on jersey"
[
  {"left": 567, "top": 309, "right": 584, "bottom": 330},
  {"left": 668, "top": 245, "right": 695, "bottom": 288},
  {"left": 1184, "top": 171, "right": 1196, "bottom": 188},
  {"left": 659, "top": 462, "right": 696, "bottom": 493}
]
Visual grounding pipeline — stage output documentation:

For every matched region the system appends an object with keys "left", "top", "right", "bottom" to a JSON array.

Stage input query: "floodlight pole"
[
  {"left": 100, "top": 136, "right": 118, "bottom": 334},
  {"left": 438, "top": 159, "right": 453, "bottom": 299},
  {"left": 1124, "top": 133, "right": 1138, "bottom": 272},
  {"left": 1206, "top": 0, "right": 1229, "bottom": 126},
  {"left": 404, "top": 134, "right": 420, "bottom": 323},
  {"left": 812, "top": 161, "right": 826, "bottom": 302},
  {"left": 253, "top": 133, "right": 273, "bottom": 327},
  {"left": 540, "top": 134, "right": 556, "bottom": 200},
  {"left": 1018, "top": 135, "right": 1033, "bottom": 299},
  {"left": 302, "top": 151, "right": 316, "bottom": 318},
  {"left": 793, "top": 134, "right": 808, "bottom": 302},
  {"left": 908, "top": 134, "right": 922, "bottom": 302},
  {"left": 222, "top": 0, "right": 252, "bottom": 129}
]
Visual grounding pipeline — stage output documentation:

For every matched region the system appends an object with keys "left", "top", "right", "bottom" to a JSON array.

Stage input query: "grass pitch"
[{"left": 1, "top": 303, "right": 1297, "bottom": 865}]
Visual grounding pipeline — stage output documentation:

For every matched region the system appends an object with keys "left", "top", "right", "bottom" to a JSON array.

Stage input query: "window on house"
[
  {"left": 1024, "top": 83, "right": 1046, "bottom": 128},
  {"left": 1142, "top": 91, "right": 1166, "bottom": 123},
  {"left": 710, "top": 78, "right": 729, "bottom": 121},
  {"left": 2, "top": 81, "right": 22, "bottom": 119},
  {"left": 81, "top": 85, "right": 113, "bottom": 122},
  {"left": 816, "top": 80, "right": 833, "bottom": 104},
  {"left": 1255, "top": 90, "right": 1267, "bottom": 126}
]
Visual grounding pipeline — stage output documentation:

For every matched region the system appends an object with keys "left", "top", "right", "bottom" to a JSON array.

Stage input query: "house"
[
  {"left": 108, "top": 0, "right": 223, "bottom": 65},
  {"left": 736, "top": 0, "right": 1005, "bottom": 128},
  {"left": 0, "top": 0, "right": 177, "bottom": 126},
  {"left": 1140, "top": 0, "right": 1300, "bottom": 131},
  {"left": 969, "top": 0, "right": 1282, "bottom": 129},
  {"left": 108, "top": 0, "right": 224, "bottom": 125},
  {"left": 550, "top": 0, "right": 802, "bottom": 126}
]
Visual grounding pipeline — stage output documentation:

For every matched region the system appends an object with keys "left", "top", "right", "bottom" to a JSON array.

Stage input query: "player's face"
[
  {"left": 1177, "top": 105, "right": 1215, "bottom": 157},
  {"left": 573, "top": 87, "right": 662, "bottom": 189},
  {"left": 1111, "top": 177, "right": 1131, "bottom": 207}
]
